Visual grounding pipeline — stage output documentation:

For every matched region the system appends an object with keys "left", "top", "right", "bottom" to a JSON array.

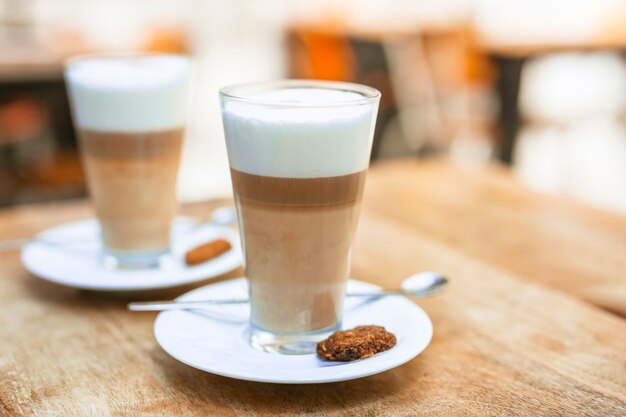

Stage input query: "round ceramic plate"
[
  {"left": 154, "top": 278, "right": 433, "bottom": 384},
  {"left": 21, "top": 218, "right": 242, "bottom": 291}
]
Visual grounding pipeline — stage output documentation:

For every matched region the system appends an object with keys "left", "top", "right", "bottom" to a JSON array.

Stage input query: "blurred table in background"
[
  {"left": 1, "top": 159, "right": 625, "bottom": 415},
  {"left": 477, "top": 37, "right": 626, "bottom": 164}
]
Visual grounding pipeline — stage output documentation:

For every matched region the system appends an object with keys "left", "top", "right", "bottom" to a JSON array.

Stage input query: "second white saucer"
[{"left": 21, "top": 218, "right": 242, "bottom": 291}]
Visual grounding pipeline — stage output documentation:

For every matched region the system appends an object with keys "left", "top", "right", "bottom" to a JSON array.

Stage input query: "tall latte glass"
[
  {"left": 220, "top": 80, "right": 380, "bottom": 353},
  {"left": 65, "top": 54, "right": 190, "bottom": 269}
]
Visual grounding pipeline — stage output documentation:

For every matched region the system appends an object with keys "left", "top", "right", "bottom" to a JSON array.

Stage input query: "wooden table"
[{"left": 1, "top": 159, "right": 625, "bottom": 416}]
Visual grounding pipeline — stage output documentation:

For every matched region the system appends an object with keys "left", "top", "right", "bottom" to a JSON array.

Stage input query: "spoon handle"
[
  {"left": 128, "top": 289, "right": 438, "bottom": 312},
  {"left": 344, "top": 288, "right": 442, "bottom": 298},
  {"left": 129, "top": 298, "right": 250, "bottom": 311}
]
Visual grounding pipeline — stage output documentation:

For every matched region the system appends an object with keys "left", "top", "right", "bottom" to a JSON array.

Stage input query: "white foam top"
[
  {"left": 221, "top": 87, "right": 379, "bottom": 178},
  {"left": 65, "top": 55, "right": 190, "bottom": 132}
]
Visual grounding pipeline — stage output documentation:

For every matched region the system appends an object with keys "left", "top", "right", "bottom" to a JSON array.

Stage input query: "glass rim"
[
  {"left": 219, "top": 80, "right": 381, "bottom": 108},
  {"left": 63, "top": 52, "right": 191, "bottom": 70}
]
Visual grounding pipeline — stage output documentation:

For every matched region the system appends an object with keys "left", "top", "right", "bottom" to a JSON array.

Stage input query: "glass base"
[
  {"left": 249, "top": 322, "right": 341, "bottom": 355},
  {"left": 102, "top": 249, "right": 169, "bottom": 270}
]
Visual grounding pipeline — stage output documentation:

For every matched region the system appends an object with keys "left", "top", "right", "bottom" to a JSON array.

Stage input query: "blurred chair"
[
  {"left": 286, "top": 24, "right": 496, "bottom": 163},
  {"left": 286, "top": 26, "right": 396, "bottom": 160}
]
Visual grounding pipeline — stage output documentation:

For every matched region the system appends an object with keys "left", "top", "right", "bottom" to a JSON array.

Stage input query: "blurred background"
[{"left": 1, "top": 0, "right": 625, "bottom": 213}]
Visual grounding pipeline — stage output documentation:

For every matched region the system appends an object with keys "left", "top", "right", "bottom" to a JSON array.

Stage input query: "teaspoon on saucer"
[{"left": 127, "top": 271, "right": 448, "bottom": 312}]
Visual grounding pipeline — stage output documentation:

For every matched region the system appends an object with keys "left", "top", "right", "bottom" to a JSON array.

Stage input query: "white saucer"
[
  {"left": 21, "top": 218, "right": 242, "bottom": 291},
  {"left": 154, "top": 278, "right": 433, "bottom": 384}
]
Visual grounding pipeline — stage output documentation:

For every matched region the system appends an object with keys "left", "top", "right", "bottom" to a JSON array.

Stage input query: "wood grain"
[
  {"left": 364, "top": 159, "right": 626, "bottom": 317},
  {"left": 1, "top": 159, "right": 625, "bottom": 416}
]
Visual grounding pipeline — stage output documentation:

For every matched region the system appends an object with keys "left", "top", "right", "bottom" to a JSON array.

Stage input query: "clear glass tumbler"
[
  {"left": 220, "top": 80, "right": 380, "bottom": 353},
  {"left": 65, "top": 54, "right": 190, "bottom": 269}
]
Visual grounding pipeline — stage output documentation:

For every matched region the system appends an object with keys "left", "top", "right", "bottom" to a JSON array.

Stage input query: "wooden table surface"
[{"left": 1, "top": 159, "right": 625, "bottom": 416}]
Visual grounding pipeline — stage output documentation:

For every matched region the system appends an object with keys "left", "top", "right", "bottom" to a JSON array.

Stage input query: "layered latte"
[
  {"left": 65, "top": 55, "right": 190, "bottom": 267},
  {"left": 221, "top": 85, "right": 379, "bottom": 336}
]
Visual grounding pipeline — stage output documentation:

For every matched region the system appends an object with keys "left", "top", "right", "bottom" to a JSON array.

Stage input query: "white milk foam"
[
  {"left": 221, "top": 88, "right": 379, "bottom": 178},
  {"left": 65, "top": 55, "right": 190, "bottom": 132}
]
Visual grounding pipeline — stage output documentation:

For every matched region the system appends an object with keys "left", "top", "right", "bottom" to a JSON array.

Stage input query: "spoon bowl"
[{"left": 401, "top": 271, "right": 449, "bottom": 296}]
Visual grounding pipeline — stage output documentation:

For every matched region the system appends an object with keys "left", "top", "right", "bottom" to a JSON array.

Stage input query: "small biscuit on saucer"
[
  {"left": 316, "top": 325, "right": 396, "bottom": 361},
  {"left": 185, "top": 239, "right": 231, "bottom": 266}
]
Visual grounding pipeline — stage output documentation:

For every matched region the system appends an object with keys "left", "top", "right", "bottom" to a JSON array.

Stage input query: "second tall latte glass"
[
  {"left": 65, "top": 54, "right": 190, "bottom": 269},
  {"left": 220, "top": 80, "right": 380, "bottom": 354}
]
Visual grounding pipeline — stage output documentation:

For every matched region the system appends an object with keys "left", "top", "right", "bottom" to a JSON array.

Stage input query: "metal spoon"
[
  {"left": 127, "top": 271, "right": 448, "bottom": 312},
  {"left": 0, "top": 206, "right": 238, "bottom": 252}
]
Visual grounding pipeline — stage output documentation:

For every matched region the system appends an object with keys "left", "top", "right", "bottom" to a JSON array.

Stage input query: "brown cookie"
[
  {"left": 316, "top": 325, "right": 397, "bottom": 361},
  {"left": 184, "top": 239, "right": 232, "bottom": 266}
]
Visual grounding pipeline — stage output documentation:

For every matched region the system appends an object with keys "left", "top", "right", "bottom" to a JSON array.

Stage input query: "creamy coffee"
[
  {"left": 79, "top": 129, "right": 183, "bottom": 254},
  {"left": 221, "top": 83, "right": 380, "bottom": 338},
  {"left": 231, "top": 169, "right": 366, "bottom": 333},
  {"left": 65, "top": 55, "right": 190, "bottom": 266}
]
